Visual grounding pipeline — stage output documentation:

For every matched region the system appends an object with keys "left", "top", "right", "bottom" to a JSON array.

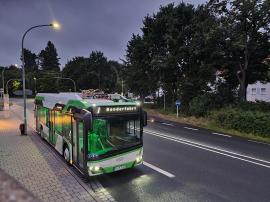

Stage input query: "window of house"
[
  {"left": 251, "top": 88, "right": 256, "bottom": 95},
  {"left": 261, "top": 88, "right": 266, "bottom": 96}
]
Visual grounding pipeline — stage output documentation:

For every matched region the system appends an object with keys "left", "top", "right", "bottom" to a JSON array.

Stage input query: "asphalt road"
[
  {"left": 97, "top": 116, "right": 270, "bottom": 202},
  {"left": 12, "top": 98, "right": 270, "bottom": 202}
]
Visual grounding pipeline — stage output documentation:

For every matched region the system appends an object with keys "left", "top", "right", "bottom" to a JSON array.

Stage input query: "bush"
[
  {"left": 188, "top": 94, "right": 218, "bottom": 117},
  {"left": 236, "top": 101, "right": 270, "bottom": 112},
  {"left": 211, "top": 108, "right": 270, "bottom": 137}
]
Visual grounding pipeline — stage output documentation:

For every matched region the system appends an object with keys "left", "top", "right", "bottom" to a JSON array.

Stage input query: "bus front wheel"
[{"left": 63, "top": 146, "right": 70, "bottom": 165}]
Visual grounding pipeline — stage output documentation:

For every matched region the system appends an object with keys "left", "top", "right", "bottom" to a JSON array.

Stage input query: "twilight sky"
[{"left": 0, "top": 0, "right": 206, "bottom": 67}]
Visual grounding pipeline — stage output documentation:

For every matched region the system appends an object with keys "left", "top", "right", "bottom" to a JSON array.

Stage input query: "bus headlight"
[
  {"left": 136, "top": 156, "right": 143, "bottom": 163},
  {"left": 89, "top": 166, "right": 100, "bottom": 172}
]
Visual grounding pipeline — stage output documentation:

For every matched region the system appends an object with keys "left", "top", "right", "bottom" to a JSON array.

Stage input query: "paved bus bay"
[{"left": 0, "top": 100, "right": 115, "bottom": 202}]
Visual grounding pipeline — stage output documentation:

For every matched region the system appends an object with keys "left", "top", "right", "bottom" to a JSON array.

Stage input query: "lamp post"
[
  {"left": 2, "top": 67, "right": 5, "bottom": 94},
  {"left": 33, "top": 77, "right": 37, "bottom": 94},
  {"left": 53, "top": 77, "right": 77, "bottom": 92},
  {"left": 34, "top": 76, "right": 75, "bottom": 93},
  {"left": 121, "top": 79, "right": 124, "bottom": 96},
  {"left": 21, "top": 22, "right": 60, "bottom": 135},
  {"left": 6, "top": 79, "right": 22, "bottom": 95}
]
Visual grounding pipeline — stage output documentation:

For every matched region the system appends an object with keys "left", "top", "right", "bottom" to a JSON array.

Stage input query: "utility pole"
[
  {"left": 21, "top": 22, "right": 60, "bottom": 135},
  {"left": 2, "top": 67, "right": 5, "bottom": 95},
  {"left": 163, "top": 92, "right": 166, "bottom": 111},
  {"left": 121, "top": 79, "right": 124, "bottom": 95}
]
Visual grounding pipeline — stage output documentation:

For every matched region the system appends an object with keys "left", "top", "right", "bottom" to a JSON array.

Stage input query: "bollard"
[{"left": 19, "top": 124, "right": 25, "bottom": 135}]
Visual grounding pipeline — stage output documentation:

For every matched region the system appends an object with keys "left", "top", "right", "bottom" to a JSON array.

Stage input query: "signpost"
[{"left": 175, "top": 100, "right": 181, "bottom": 119}]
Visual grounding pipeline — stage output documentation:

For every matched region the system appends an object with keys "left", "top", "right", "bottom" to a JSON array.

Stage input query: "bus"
[{"left": 34, "top": 91, "right": 147, "bottom": 176}]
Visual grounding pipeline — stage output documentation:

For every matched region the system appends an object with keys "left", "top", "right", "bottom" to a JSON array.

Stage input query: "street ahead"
[
  {"left": 15, "top": 98, "right": 270, "bottom": 202},
  {"left": 97, "top": 119, "right": 270, "bottom": 201}
]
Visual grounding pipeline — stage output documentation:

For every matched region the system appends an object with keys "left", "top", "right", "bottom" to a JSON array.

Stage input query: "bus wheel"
[
  {"left": 63, "top": 146, "right": 70, "bottom": 165},
  {"left": 39, "top": 126, "right": 44, "bottom": 139}
]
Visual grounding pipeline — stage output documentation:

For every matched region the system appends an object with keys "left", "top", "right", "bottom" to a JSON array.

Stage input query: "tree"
[
  {"left": 39, "top": 41, "right": 60, "bottom": 73},
  {"left": 125, "top": 3, "right": 217, "bottom": 106},
  {"left": 62, "top": 56, "right": 89, "bottom": 91},
  {"left": 208, "top": 0, "right": 270, "bottom": 101},
  {"left": 37, "top": 41, "right": 61, "bottom": 92},
  {"left": 62, "top": 51, "right": 120, "bottom": 92},
  {"left": 20, "top": 48, "right": 39, "bottom": 94},
  {"left": 2, "top": 65, "right": 22, "bottom": 95},
  {"left": 124, "top": 34, "right": 157, "bottom": 100},
  {"left": 88, "top": 51, "right": 114, "bottom": 90},
  {"left": 21, "top": 48, "right": 38, "bottom": 74}
]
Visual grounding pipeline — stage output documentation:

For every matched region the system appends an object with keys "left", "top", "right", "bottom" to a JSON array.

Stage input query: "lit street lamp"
[{"left": 21, "top": 21, "right": 60, "bottom": 135}]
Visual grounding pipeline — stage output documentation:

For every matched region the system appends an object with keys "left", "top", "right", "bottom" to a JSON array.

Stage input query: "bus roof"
[{"left": 35, "top": 92, "right": 138, "bottom": 110}]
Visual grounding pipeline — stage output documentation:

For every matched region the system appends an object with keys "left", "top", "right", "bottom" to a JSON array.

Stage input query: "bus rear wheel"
[
  {"left": 63, "top": 146, "right": 70, "bottom": 165},
  {"left": 39, "top": 126, "right": 44, "bottom": 139}
]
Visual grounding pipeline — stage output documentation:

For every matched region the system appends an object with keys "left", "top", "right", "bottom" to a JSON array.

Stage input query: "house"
[{"left": 246, "top": 82, "right": 270, "bottom": 102}]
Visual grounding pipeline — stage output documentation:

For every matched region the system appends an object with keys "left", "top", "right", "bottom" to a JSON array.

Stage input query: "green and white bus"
[{"left": 34, "top": 92, "right": 147, "bottom": 176}]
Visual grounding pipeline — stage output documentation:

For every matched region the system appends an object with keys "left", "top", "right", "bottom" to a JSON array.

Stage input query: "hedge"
[{"left": 211, "top": 108, "right": 270, "bottom": 137}]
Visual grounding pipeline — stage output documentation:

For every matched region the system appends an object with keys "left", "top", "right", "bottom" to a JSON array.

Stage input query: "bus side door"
[
  {"left": 72, "top": 118, "right": 86, "bottom": 171},
  {"left": 49, "top": 110, "right": 54, "bottom": 145}
]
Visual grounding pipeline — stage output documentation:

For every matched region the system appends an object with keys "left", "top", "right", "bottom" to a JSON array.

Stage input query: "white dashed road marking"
[
  {"left": 143, "top": 161, "right": 175, "bottom": 178},
  {"left": 183, "top": 127, "right": 198, "bottom": 131},
  {"left": 161, "top": 122, "right": 174, "bottom": 126},
  {"left": 248, "top": 140, "right": 270, "bottom": 146},
  {"left": 212, "top": 132, "right": 232, "bottom": 138}
]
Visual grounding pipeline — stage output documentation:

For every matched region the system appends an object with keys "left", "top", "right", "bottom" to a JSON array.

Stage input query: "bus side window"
[
  {"left": 45, "top": 109, "right": 49, "bottom": 127},
  {"left": 55, "top": 111, "right": 63, "bottom": 134},
  {"left": 62, "top": 114, "right": 72, "bottom": 140},
  {"left": 38, "top": 107, "right": 49, "bottom": 126}
]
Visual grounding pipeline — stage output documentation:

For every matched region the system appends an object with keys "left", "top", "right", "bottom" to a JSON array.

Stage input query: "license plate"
[{"left": 114, "top": 165, "right": 126, "bottom": 171}]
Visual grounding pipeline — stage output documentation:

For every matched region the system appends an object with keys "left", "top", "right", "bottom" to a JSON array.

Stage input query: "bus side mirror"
[
  {"left": 143, "top": 111, "right": 147, "bottom": 127},
  {"left": 84, "top": 112, "right": 93, "bottom": 133}
]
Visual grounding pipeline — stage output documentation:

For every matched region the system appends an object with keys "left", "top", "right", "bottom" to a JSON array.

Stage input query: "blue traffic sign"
[{"left": 175, "top": 100, "right": 181, "bottom": 106}]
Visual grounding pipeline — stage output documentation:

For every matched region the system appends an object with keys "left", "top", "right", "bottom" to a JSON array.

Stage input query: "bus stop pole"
[{"left": 176, "top": 105, "right": 179, "bottom": 119}]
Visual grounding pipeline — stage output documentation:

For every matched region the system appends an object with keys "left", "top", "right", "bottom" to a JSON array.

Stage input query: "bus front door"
[
  {"left": 72, "top": 118, "right": 86, "bottom": 172},
  {"left": 49, "top": 110, "right": 54, "bottom": 144}
]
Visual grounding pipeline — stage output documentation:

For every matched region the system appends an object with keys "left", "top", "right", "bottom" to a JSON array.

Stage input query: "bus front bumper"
[{"left": 87, "top": 148, "right": 143, "bottom": 176}]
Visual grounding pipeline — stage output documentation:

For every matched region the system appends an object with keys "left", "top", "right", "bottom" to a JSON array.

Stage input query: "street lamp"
[
  {"left": 2, "top": 67, "right": 5, "bottom": 94},
  {"left": 6, "top": 79, "right": 21, "bottom": 95},
  {"left": 34, "top": 77, "right": 76, "bottom": 92},
  {"left": 33, "top": 77, "right": 37, "bottom": 94},
  {"left": 53, "top": 77, "right": 77, "bottom": 92},
  {"left": 21, "top": 22, "right": 60, "bottom": 135}
]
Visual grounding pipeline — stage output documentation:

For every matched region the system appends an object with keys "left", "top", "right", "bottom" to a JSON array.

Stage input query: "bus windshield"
[{"left": 88, "top": 117, "right": 141, "bottom": 158}]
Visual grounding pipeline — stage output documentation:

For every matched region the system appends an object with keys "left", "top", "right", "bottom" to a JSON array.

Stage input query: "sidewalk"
[
  {"left": 0, "top": 104, "right": 114, "bottom": 202},
  {"left": 0, "top": 168, "right": 37, "bottom": 202}
]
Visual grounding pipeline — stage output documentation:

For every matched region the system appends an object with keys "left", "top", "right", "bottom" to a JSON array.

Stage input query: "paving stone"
[{"left": 2, "top": 103, "right": 117, "bottom": 202}]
